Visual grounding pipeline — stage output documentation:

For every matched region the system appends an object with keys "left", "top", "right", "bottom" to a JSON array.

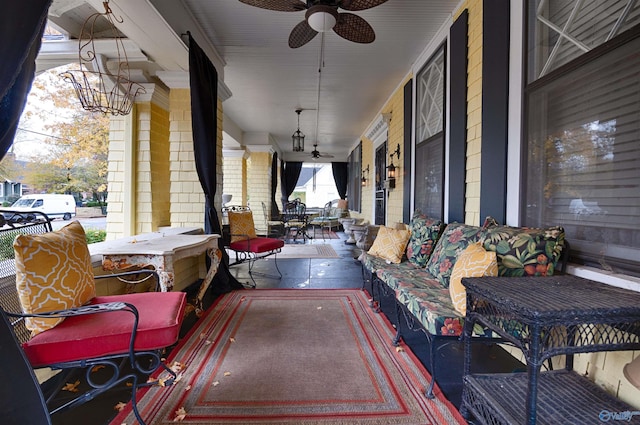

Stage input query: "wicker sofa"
[{"left": 361, "top": 211, "right": 567, "bottom": 397}]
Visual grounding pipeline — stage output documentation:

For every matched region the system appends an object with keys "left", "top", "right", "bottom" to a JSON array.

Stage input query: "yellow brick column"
[
  {"left": 134, "top": 85, "right": 171, "bottom": 234},
  {"left": 168, "top": 88, "right": 205, "bottom": 228},
  {"left": 455, "top": 1, "right": 483, "bottom": 225},
  {"left": 245, "top": 147, "right": 274, "bottom": 233},
  {"left": 105, "top": 114, "right": 129, "bottom": 239},
  {"left": 105, "top": 85, "right": 171, "bottom": 239},
  {"left": 222, "top": 149, "right": 248, "bottom": 206}
]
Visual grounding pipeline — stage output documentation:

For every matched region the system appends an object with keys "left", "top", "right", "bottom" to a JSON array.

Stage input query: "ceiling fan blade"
[
  {"left": 289, "top": 20, "right": 318, "bottom": 48},
  {"left": 339, "top": 0, "right": 389, "bottom": 11},
  {"left": 238, "top": 0, "right": 306, "bottom": 12},
  {"left": 320, "top": 153, "right": 335, "bottom": 158},
  {"left": 333, "top": 13, "right": 375, "bottom": 44}
]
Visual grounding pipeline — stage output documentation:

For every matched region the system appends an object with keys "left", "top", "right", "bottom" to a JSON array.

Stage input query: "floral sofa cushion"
[
  {"left": 376, "top": 262, "right": 435, "bottom": 292},
  {"left": 395, "top": 285, "right": 464, "bottom": 337},
  {"left": 405, "top": 210, "right": 445, "bottom": 268},
  {"left": 425, "top": 222, "right": 486, "bottom": 288},
  {"left": 482, "top": 225, "right": 566, "bottom": 277}
]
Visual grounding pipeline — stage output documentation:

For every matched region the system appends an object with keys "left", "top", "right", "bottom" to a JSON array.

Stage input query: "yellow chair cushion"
[
  {"left": 228, "top": 211, "right": 257, "bottom": 243},
  {"left": 367, "top": 225, "right": 411, "bottom": 264},
  {"left": 14, "top": 221, "right": 96, "bottom": 336},
  {"left": 449, "top": 243, "right": 498, "bottom": 315}
]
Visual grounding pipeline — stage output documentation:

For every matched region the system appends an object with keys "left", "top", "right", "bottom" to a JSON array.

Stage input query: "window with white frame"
[
  {"left": 524, "top": 0, "right": 640, "bottom": 276},
  {"left": 414, "top": 45, "right": 445, "bottom": 219}
]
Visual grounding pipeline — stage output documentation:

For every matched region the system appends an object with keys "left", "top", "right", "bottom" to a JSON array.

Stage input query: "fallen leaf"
[
  {"left": 223, "top": 371, "right": 231, "bottom": 377},
  {"left": 204, "top": 339, "right": 213, "bottom": 345},
  {"left": 62, "top": 380, "right": 80, "bottom": 392},
  {"left": 230, "top": 337, "right": 236, "bottom": 343},
  {"left": 147, "top": 377, "right": 158, "bottom": 384},
  {"left": 91, "top": 365, "right": 106, "bottom": 373},
  {"left": 158, "top": 377, "right": 169, "bottom": 387},
  {"left": 395, "top": 346, "right": 405, "bottom": 353},
  {"left": 114, "top": 402, "right": 127, "bottom": 412},
  {"left": 199, "top": 333, "right": 207, "bottom": 340},
  {"left": 317, "top": 306, "right": 322, "bottom": 310},
  {"left": 212, "top": 381, "right": 220, "bottom": 387},
  {"left": 173, "top": 407, "right": 187, "bottom": 422},
  {"left": 185, "top": 384, "right": 192, "bottom": 391},
  {"left": 170, "top": 361, "right": 185, "bottom": 373}
]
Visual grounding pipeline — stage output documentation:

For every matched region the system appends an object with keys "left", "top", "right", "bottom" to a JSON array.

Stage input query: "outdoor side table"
[{"left": 460, "top": 275, "right": 640, "bottom": 425}]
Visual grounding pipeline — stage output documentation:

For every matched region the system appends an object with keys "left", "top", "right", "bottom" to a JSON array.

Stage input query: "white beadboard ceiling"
[{"left": 46, "top": 0, "right": 459, "bottom": 161}]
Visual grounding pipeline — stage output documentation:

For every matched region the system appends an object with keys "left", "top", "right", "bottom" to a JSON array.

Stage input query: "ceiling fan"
[
  {"left": 238, "top": 0, "right": 389, "bottom": 48},
  {"left": 310, "top": 143, "right": 334, "bottom": 159}
]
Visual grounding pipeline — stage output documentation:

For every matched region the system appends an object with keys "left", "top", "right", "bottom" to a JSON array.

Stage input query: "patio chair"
[
  {"left": 223, "top": 205, "right": 284, "bottom": 287},
  {"left": 283, "top": 199, "right": 310, "bottom": 243},
  {"left": 261, "top": 201, "right": 284, "bottom": 238},
  {"left": 0, "top": 220, "right": 186, "bottom": 425},
  {"left": 309, "top": 199, "right": 342, "bottom": 240}
]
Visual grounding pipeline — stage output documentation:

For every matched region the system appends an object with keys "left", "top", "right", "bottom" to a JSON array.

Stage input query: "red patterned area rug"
[{"left": 111, "top": 290, "right": 466, "bottom": 425}]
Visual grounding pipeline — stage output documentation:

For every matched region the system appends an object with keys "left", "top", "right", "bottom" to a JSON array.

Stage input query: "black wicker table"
[{"left": 460, "top": 275, "right": 640, "bottom": 425}]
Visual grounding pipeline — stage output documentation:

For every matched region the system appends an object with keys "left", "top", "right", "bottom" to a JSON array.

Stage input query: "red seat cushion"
[
  {"left": 22, "top": 292, "right": 186, "bottom": 367},
  {"left": 229, "top": 237, "right": 284, "bottom": 254}
]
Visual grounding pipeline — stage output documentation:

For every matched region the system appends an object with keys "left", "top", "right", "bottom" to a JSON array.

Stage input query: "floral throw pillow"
[
  {"left": 483, "top": 225, "right": 565, "bottom": 277},
  {"left": 425, "top": 222, "right": 486, "bottom": 288},
  {"left": 405, "top": 210, "right": 445, "bottom": 268}
]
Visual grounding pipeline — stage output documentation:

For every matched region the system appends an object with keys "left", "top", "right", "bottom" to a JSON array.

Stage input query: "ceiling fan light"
[{"left": 306, "top": 7, "right": 338, "bottom": 32}]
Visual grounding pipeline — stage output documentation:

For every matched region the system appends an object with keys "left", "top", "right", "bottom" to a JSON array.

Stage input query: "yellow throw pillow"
[
  {"left": 367, "top": 225, "right": 411, "bottom": 264},
  {"left": 228, "top": 211, "right": 257, "bottom": 243},
  {"left": 449, "top": 243, "right": 498, "bottom": 315},
  {"left": 14, "top": 221, "right": 96, "bottom": 336}
]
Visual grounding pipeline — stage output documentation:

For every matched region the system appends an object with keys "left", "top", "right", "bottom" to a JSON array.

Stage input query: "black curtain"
[
  {"left": 331, "top": 162, "right": 348, "bottom": 199},
  {"left": 0, "top": 1, "right": 51, "bottom": 160},
  {"left": 270, "top": 152, "right": 279, "bottom": 218},
  {"left": 188, "top": 33, "right": 242, "bottom": 292},
  {"left": 280, "top": 161, "right": 302, "bottom": 208}
]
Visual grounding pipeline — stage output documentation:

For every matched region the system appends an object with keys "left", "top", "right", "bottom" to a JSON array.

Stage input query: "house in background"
[{"left": 0, "top": 177, "right": 23, "bottom": 205}]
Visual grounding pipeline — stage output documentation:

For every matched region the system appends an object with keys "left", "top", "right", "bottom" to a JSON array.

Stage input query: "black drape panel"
[
  {"left": 331, "top": 162, "right": 348, "bottom": 199},
  {"left": 280, "top": 161, "right": 302, "bottom": 207},
  {"left": 270, "top": 152, "right": 279, "bottom": 218},
  {"left": 188, "top": 33, "right": 242, "bottom": 292},
  {"left": 0, "top": 1, "right": 51, "bottom": 160}
]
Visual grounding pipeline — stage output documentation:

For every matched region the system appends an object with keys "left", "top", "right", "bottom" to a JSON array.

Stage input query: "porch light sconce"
[
  {"left": 624, "top": 355, "right": 640, "bottom": 390},
  {"left": 361, "top": 165, "right": 370, "bottom": 187},
  {"left": 385, "top": 144, "right": 400, "bottom": 189},
  {"left": 292, "top": 109, "right": 305, "bottom": 152},
  {"left": 386, "top": 163, "right": 396, "bottom": 189}
]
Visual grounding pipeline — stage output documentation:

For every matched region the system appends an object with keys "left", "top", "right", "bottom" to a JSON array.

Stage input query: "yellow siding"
[
  {"left": 222, "top": 155, "right": 247, "bottom": 206},
  {"left": 247, "top": 151, "right": 272, "bottom": 232},
  {"left": 356, "top": 137, "right": 374, "bottom": 224},
  {"left": 456, "top": 0, "right": 483, "bottom": 226}
]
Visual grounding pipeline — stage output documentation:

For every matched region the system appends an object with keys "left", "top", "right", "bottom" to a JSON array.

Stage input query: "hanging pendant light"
[
  {"left": 292, "top": 109, "right": 305, "bottom": 152},
  {"left": 60, "top": 0, "right": 145, "bottom": 115}
]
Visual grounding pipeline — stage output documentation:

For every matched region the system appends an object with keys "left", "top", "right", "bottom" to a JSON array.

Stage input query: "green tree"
[{"left": 13, "top": 65, "right": 109, "bottom": 202}]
